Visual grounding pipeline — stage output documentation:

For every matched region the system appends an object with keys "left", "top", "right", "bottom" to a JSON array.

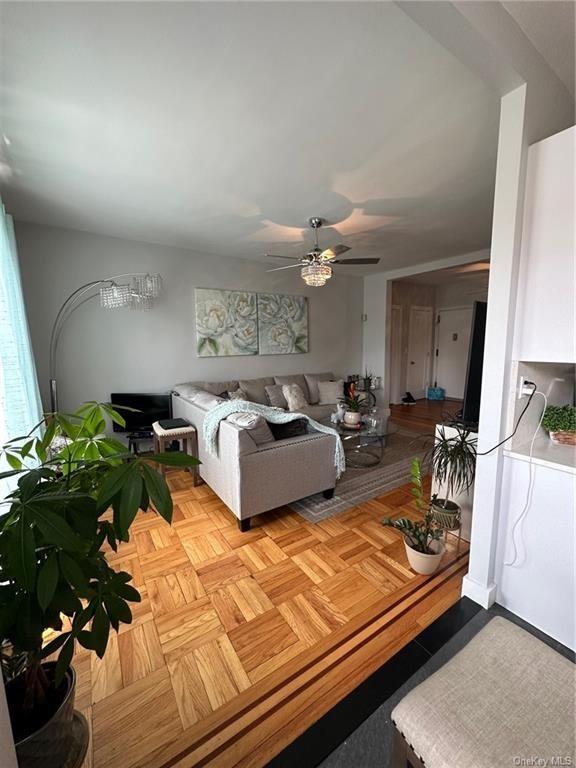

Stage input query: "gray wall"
[{"left": 16, "top": 222, "right": 364, "bottom": 412}]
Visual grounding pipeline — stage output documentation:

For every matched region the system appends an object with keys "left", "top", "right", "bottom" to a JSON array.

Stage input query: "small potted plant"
[
  {"left": 340, "top": 382, "right": 363, "bottom": 426},
  {"left": 0, "top": 402, "right": 198, "bottom": 768},
  {"left": 382, "top": 458, "right": 444, "bottom": 575},
  {"left": 427, "top": 426, "right": 477, "bottom": 530},
  {"left": 542, "top": 404, "right": 576, "bottom": 446}
]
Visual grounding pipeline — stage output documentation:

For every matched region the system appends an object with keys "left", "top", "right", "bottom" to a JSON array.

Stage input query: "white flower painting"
[
  {"left": 195, "top": 289, "right": 308, "bottom": 357},
  {"left": 258, "top": 293, "right": 309, "bottom": 355},
  {"left": 195, "top": 289, "right": 258, "bottom": 357}
]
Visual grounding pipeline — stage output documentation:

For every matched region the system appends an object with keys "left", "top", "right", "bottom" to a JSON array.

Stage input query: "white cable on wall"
[{"left": 504, "top": 391, "right": 548, "bottom": 568}]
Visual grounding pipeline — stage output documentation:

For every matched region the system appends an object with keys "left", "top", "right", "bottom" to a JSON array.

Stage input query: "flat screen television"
[
  {"left": 110, "top": 393, "right": 172, "bottom": 433},
  {"left": 460, "top": 301, "right": 487, "bottom": 427}
]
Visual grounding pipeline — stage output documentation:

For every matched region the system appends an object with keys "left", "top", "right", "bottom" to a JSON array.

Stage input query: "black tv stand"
[{"left": 127, "top": 430, "right": 153, "bottom": 455}]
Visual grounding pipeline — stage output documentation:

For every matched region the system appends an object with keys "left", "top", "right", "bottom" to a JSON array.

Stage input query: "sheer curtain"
[{"left": 0, "top": 198, "right": 43, "bottom": 499}]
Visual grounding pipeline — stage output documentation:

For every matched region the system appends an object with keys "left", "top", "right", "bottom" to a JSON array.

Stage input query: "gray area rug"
[
  {"left": 318, "top": 604, "right": 574, "bottom": 768},
  {"left": 290, "top": 429, "right": 431, "bottom": 522}
]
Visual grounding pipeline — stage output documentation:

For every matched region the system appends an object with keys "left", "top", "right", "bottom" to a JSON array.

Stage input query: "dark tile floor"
[{"left": 267, "top": 599, "right": 573, "bottom": 768}]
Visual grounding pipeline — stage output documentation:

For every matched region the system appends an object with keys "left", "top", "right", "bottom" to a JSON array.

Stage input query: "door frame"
[
  {"left": 389, "top": 304, "right": 403, "bottom": 404},
  {"left": 433, "top": 305, "right": 473, "bottom": 389},
  {"left": 406, "top": 305, "right": 434, "bottom": 399}
]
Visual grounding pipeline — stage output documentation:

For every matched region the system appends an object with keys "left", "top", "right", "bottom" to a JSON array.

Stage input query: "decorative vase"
[
  {"left": 344, "top": 411, "right": 362, "bottom": 426},
  {"left": 404, "top": 539, "right": 445, "bottom": 575},
  {"left": 431, "top": 499, "right": 461, "bottom": 530},
  {"left": 10, "top": 663, "right": 89, "bottom": 768}
]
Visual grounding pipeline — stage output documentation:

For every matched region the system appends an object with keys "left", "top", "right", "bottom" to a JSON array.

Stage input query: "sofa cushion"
[
  {"left": 193, "top": 392, "right": 225, "bottom": 411},
  {"left": 304, "top": 373, "right": 335, "bottom": 405},
  {"left": 265, "top": 384, "right": 288, "bottom": 409},
  {"left": 282, "top": 383, "right": 308, "bottom": 412},
  {"left": 318, "top": 379, "right": 344, "bottom": 405},
  {"left": 300, "top": 404, "right": 334, "bottom": 421},
  {"left": 228, "top": 388, "right": 248, "bottom": 401},
  {"left": 226, "top": 413, "right": 275, "bottom": 445},
  {"left": 195, "top": 380, "right": 239, "bottom": 396},
  {"left": 239, "top": 377, "right": 275, "bottom": 404},
  {"left": 274, "top": 374, "right": 310, "bottom": 402},
  {"left": 269, "top": 418, "right": 308, "bottom": 441}
]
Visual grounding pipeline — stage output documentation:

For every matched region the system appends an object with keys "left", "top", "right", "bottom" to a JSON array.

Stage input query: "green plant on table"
[
  {"left": 340, "top": 381, "right": 363, "bottom": 412},
  {"left": 0, "top": 401, "right": 198, "bottom": 736},
  {"left": 382, "top": 458, "right": 442, "bottom": 554},
  {"left": 541, "top": 404, "right": 576, "bottom": 433}
]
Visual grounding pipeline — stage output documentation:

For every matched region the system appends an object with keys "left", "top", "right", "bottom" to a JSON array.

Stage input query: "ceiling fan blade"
[
  {"left": 320, "top": 244, "right": 351, "bottom": 259},
  {"left": 266, "top": 263, "right": 304, "bottom": 272},
  {"left": 265, "top": 254, "right": 301, "bottom": 260},
  {"left": 332, "top": 258, "right": 381, "bottom": 265}
]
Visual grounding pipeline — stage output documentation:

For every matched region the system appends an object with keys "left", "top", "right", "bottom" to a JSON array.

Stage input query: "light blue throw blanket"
[{"left": 203, "top": 400, "right": 346, "bottom": 478}]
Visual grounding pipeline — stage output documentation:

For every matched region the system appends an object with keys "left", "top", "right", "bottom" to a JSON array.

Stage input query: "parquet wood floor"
[{"left": 74, "top": 470, "right": 468, "bottom": 768}]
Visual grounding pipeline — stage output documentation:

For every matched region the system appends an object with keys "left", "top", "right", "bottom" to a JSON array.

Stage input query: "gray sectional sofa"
[{"left": 171, "top": 373, "right": 341, "bottom": 529}]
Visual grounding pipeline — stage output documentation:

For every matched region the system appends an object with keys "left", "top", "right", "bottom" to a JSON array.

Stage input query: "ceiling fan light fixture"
[{"left": 301, "top": 263, "right": 332, "bottom": 287}]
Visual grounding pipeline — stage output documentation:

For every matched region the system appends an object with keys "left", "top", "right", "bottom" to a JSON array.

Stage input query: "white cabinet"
[
  {"left": 495, "top": 456, "right": 575, "bottom": 649},
  {"left": 513, "top": 126, "right": 575, "bottom": 363}
]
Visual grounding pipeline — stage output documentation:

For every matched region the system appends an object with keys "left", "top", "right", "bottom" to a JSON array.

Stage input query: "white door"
[
  {"left": 406, "top": 306, "right": 433, "bottom": 399},
  {"left": 434, "top": 307, "right": 473, "bottom": 399},
  {"left": 389, "top": 305, "right": 403, "bottom": 404}
]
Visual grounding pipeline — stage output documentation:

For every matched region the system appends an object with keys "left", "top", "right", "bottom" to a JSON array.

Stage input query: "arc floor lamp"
[{"left": 48, "top": 272, "right": 163, "bottom": 412}]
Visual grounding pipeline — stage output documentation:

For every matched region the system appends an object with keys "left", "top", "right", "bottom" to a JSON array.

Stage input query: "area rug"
[{"left": 290, "top": 429, "right": 431, "bottom": 522}]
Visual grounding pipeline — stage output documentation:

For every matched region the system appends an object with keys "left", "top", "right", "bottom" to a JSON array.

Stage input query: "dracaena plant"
[
  {"left": 382, "top": 458, "right": 443, "bottom": 554},
  {"left": 427, "top": 426, "right": 477, "bottom": 510},
  {"left": 0, "top": 401, "right": 197, "bottom": 716}
]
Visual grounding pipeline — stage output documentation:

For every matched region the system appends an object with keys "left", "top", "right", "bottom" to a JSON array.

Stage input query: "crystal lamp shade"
[
  {"left": 130, "top": 292, "right": 153, "bottom": 311},
  {"left": 301, "top": 263, "right": 332, "bottom": 287},
  {"left": 133, "top": 273, "right": 163, "bottom": 299},
  {"left": 100, "top": 283, "right": 132, "bottom": 309}
]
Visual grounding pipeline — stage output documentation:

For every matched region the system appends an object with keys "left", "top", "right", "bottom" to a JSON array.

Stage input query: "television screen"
[
  {"left": 461, "top": 301, "right": 487, "bottom": 426},
  {"left": 110, "top": 393, "right": 172, "bottom": 433}
]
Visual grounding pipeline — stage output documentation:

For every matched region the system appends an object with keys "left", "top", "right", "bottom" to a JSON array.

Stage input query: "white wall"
[
  {"left": 16, "top": 223, "right": 364, "bottom": 412},
  {"left": 435, "top": 273, "right": 489, "bottom": 309}
]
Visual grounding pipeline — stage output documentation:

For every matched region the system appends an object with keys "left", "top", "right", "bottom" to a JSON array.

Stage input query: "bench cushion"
[{"left": 392, "top": 617, "right": 575, "bottom": 768}]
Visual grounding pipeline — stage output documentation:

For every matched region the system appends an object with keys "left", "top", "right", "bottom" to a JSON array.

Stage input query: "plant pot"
[
  {"left": 549, "top": 430, "right": 576, "bottom": 446},
  {"left": 404, "top": 538, "right": 445, "bottom": 575},
  {"left": 9, "top": 663, "right": 89, "bottom": 768},
  {"left": 344, "top": 411, "right": 362, "bottom": 426},
  {"left": 431, "top": 499, "right": 461, "bottom": 530}
]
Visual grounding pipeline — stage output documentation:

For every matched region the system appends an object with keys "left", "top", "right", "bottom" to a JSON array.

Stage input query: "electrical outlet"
[{"left": 517, "top": 376, "right": 536, "bottom": 399}]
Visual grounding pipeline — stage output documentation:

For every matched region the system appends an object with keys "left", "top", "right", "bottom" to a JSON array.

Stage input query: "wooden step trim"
[{"left": 146, "top": 552, "right": 468, "bottom": 768}]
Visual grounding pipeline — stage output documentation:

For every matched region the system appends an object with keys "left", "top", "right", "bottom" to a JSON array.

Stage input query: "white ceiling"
[
  {"left": 502, "top": 1, "right": 575, "bottom": 98},
  {"left": 0, "top": 2, "right": 502, "bottom": 273},
  {"left": 395, "top": 260, "right": 490, "bottom": 285}
]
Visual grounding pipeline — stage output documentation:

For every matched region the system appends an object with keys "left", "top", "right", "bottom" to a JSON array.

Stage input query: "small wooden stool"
[{"left": 152, "top": 421, "right": 200, "bottom": 486}]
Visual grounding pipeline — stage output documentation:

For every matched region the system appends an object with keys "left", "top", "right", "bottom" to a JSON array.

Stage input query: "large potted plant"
[
  {"left": 427, "top": 426, "right": 477, "bottom": 530},
  {"left": 0, "top": 402, "right": 197, "bottom": 768},
  {"left": 541, "top": 404, "right": 576, "bottom": 446},
  {"left": 382, "top": 458, "right": 444, "bottom": 575}
]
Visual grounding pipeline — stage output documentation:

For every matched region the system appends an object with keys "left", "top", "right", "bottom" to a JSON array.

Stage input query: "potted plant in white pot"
[
  {"left": 0, "top": 402, "right": 198, "bottom": 768},
  {"left": 382, "top": 458, "right": 444, "bottom": 575},
  {"left": 427, "top": 426, "right": 477, "bottom": 530},
  {"left": 541, "top": 404, "right": 576, "bottom": 446},
  {"left": 340, "top": 383, "right": 364, "bottom": 427}
]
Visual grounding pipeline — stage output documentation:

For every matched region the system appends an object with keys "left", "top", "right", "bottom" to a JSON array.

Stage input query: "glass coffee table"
[{"left": 325, "top": 415, "right": 397, "bottom": 468}]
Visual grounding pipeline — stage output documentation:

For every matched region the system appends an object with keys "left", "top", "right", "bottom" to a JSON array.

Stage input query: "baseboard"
[{"left": 461, "top": 575, "right": 497, "bottom": 608}]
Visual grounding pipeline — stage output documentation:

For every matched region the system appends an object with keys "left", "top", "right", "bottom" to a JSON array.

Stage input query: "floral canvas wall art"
[
  {"left": 258, "top": 293, "right": 309, "bottom": 355},
  {"left": 195, "top": 289, "right": 258, "bottom": 357}
]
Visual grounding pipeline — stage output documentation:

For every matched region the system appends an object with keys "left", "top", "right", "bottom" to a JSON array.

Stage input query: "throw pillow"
[
  {"left": 226, "top": 413, "right": 274, "bottom": 445},
  {"left": 318, "top": 379, "right": 344, "bottom": 405},
  {"left": 304, "top": 373, "right": 335, "bottom": 405},
  {"left": 269, "top": 418, "right": 308, "bottom": 441},
  {"left": 282, "top": 383, "right": 308, "bottom": 412},
  {"left": 265, "top": 384, "right": 288, "bottom": 410},
  {"left": 228, "top": 388, "right": 248, "bottom": 401}
]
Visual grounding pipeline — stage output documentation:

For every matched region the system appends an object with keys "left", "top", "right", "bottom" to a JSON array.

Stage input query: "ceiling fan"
[{"left": 265, "top": 217, "right": 380, "bottom": 287}]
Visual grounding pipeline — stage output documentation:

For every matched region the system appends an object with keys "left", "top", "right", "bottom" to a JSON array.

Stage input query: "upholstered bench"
[
  {"left": 152, "top": 420, "right": 200, "bottom": 486},
  {"left": 392, "top": 616, "right": 575, "bottom": 768}
]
